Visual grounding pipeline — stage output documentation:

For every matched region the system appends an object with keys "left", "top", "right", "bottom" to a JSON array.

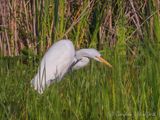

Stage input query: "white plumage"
[{"left": 31, "top": 39, "right": 112, "bottom": 94}]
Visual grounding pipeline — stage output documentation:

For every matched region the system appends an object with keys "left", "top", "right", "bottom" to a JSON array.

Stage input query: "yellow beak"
[{"left": 96, "top": 56, "right": 112, "bottom": 68}]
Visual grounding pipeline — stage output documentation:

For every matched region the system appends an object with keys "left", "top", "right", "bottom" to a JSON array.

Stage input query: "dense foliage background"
[
  {"left": 0, "top": 0, "right": 159, "bottom": 56},
  {"left": 0, "top": 0, "right": 160, "bottom": 119}
]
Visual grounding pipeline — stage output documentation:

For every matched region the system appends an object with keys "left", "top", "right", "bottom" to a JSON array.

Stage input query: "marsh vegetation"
[{"left": 0, "top": 0, "right": 160, "bottom": 119}]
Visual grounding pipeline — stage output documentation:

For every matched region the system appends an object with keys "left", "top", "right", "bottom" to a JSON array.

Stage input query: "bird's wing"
[{"left": 31, "top": 40, "right": 75, "bottom": 93}]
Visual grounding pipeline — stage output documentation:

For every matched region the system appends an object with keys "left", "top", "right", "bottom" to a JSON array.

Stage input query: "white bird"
[{"left": 31, "top": 39, "right": 112, "bottom": 94}]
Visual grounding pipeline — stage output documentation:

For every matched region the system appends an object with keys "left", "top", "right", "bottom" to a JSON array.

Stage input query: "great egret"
[{"left": 31, "top": 39, "right": 112, "bottom": 94}]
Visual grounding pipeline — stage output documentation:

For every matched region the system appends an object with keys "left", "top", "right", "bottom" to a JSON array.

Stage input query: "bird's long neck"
[{"left": 75, "top": 49, "right": 91, "bottom": 60}]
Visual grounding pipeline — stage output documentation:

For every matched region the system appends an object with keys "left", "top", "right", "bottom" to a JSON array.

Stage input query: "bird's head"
[{"left": 75, "top": 48, "right": 112, "bottom": 68}]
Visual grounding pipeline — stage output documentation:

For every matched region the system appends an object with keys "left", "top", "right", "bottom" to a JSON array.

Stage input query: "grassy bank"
[
  {"left": 0, "top": 42, "right": 160, "bottom": 119},
  {"left": 0, "top": 0, "right": 160, "bottom": 119}
]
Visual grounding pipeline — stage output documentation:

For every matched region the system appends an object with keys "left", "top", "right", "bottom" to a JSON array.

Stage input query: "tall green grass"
[
  {"left": 1, "top": 0, "right": 160, "bottom": 120},
  {"left": 0, "top": 38, "right": 160, "bottom": 119}
]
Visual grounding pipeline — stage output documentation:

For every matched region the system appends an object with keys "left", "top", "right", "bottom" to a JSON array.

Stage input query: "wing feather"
[{"left": 31, "top": 40, "right": 75, "bottom": 93}]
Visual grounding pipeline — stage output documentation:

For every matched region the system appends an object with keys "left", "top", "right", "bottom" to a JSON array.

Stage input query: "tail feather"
[{"left": 30, "top": 74, "right": 44, "bottom": 94}]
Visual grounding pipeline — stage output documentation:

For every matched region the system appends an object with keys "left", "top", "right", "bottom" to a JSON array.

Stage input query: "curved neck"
[{"left": 75, "top": 49, "right": 93, "bottom": 59}]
